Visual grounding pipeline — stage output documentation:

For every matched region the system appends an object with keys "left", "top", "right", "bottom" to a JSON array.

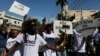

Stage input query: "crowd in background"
[{"left": 0, "top": 17, "right": 100, "bottom": 56}]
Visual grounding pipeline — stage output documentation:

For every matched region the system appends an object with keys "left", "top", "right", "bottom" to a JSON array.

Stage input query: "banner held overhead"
[
  {"left": 9, "top": 1, "right": 30, "bottom": 16},
  {"left": 53, "top": 20, "right": 73, "bottom": 35}
]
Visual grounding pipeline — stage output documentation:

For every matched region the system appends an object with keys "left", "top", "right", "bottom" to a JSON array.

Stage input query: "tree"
[
  {"left": 56, "top": 0, "right": 68, "bottom": 20},
  {"left": 56, "top": 0, "right": 67, "bottom": 9}
]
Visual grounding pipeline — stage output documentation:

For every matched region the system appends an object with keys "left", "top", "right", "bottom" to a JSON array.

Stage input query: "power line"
[
  {"left": 69, "top": 0, "right": 79, "bottom": 10},
  {"left": 68, "top": 0, "right": 75, "bottom": 9},
  {"left": 96, "top": 0, "right": 100, "bottom": 10},
  {"left": 69, "top": 0, "right": 99, "bottom": 10},
  {"left": 70, "top": 0, "right": 87, "bottom": 10},
  {"left": 73, "top": 0, "right": 82, "bottom": 9},
  {"left": 74, "top": 0, "right": 87, "bottom": 10},
  {"left": 83, "top": 0, "right": 95, "bottom": 10},
  {"left": 81, "top": 0, "right": 90, "bottom": 10},
  {"left": 88, "top": 0, "right": 99, "bottom": 10}
]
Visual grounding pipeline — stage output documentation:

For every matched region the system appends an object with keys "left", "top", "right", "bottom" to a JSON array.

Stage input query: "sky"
[
  {"left": 0, "top": 0, "right": 60, "bottom": 21},
  {"left": 0, "top": 0, "right": 100, "bottom": 21}
]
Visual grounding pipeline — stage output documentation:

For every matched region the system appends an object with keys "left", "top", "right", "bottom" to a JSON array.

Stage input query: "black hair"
[
  {"left": 22, "top": 19, "right": 37, "bottom": 43},
  {"left": 22, "top": 19, "right": 37, "bottom": 33},
  {"left": 45, "top": 24, "right": 51, "bottom": 30}
]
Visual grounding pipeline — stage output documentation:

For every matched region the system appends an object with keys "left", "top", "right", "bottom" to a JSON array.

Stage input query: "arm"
[
  {"left": 59, "top": 29, "right": 68, "bottom": 47},
  {"left": 39, "top": 34, "right": 64, "bottom": 51},
  {"left": 45, "top": 44, "right": 64, "bottom": 51},
  {"left": 63, "top": 32, "right": 68, "bottom": 46},
  {"left": 7, "top": 42, "right": 20, "bottom": 56}
]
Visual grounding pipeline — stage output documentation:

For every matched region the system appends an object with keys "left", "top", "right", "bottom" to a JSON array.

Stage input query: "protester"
[
  {"left": 0, "top": 23, "right": 9, "bottom": 40},
  {"left": 6, "top": 19, "right": 63, "bottom": 56},
  {"left": 56, "top": 29, "right": 68, "bottom": 56},
  {"left": 0, "top": 33, "right": 6, "bottom": 56},
  {"left": 39, "top": 18, "right": 47, "bottom": 56},
  {"left": 6, "top": 27, "right": 20, "bottom": 56},
  {"left": 43, "top": 24, "right": 58, "bottom": 56},
  {"left": 0, "top": 23, "right": 9, "bottom": 56},
  {"left": 86, "top": 35, "right": 94, "bottom": 56},
  {"left": 93, "top": 26, "right": 100, "bottom": 56},
  {"left": 73, "top": 29, "right": 86, "bottom": 56}
]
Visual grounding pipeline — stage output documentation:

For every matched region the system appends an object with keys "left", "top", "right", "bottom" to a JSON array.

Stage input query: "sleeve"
[
  {"left": 92, "top": 28, "right": 98, "bottom": 37},
  {"left": 16, "top": 34, "right": 23, "bottom": 44},
  {"left": 94, "top": 33, "right": 99, "bottom": 42},
  {"left": 6, "top": 39, "right": 10, "bottom": 49},
  {"left": 38, "top": 34, "right": 47, "bottom": 46},
  {"left": 42, "top": 32, "right": 45, "bottom": 38}
]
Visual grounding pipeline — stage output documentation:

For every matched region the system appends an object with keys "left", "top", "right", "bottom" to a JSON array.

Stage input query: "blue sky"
[
  {"left": 68, "top": 0, "right": 100, "bottom": 10},
  {"left": 0, "top": 0, "right": 60, "bottom": 21},
  {"left": 0, "top": 0, "right": 100, "bottom": 21}
]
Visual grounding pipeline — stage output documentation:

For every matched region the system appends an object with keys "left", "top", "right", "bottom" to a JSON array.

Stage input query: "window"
[
  {"left": 6, "top": 19, "right": 8, "bottom": 22},
  {"left": 18, "top": 22, "right": 20, "bottom": 24},
  {"left": 3, "top": 19, "right": 8, "bottom": 23},
  {"left": 14, "top": 21, "right": 16, "bottom": 24}
]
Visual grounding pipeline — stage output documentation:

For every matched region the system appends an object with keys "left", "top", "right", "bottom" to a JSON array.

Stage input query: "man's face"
[
  {"left": 1, "top": 24, "right": 8, "bottom": 33},
  {"left": 27, "top": 22, "right": 37, "bottom": 35},
  {"left": 46, "top": 27, "right": 51, "bottom": 33},
  {"left": 11, "top": 29, "right": 19, "bottom": 38},
  {"left": 22, "top": 19, "right": 37, "bottom": 35}
]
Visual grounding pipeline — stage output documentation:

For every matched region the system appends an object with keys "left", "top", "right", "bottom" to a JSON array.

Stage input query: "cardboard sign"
[
  {"left": 73, "top": 19, "right": 100, "bottom": 37},
  {"left": 9, "top": 1, "right": 30, "bottom": 16},
  {"left": 53, "top": 20, "right": 73, "bottom": 35}
]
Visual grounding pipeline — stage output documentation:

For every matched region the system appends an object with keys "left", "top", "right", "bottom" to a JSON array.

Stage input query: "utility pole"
[{"left": 81, "top": 10, "right": 83, "bottom": 20}]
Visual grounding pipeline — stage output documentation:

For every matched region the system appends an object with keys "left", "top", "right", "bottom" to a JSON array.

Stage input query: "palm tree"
[{"left": 56, "top": 0, "right": 68, "bottom": 20}]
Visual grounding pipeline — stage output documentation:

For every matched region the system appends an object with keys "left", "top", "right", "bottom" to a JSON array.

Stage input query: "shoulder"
[
  {"left": 16, "top": 34, "right": 24, "bottom": 40},
  {"left": 51, "top": 32, "right": 55, "bottom": 35},
  {"left": 17, "top": 34, "right": 24, "bottom": 38},
  {"left": 7, "top": 38, "right": 12, "bottom": 42},
  {"left": 51, "top": 32, "right": 57, "bottom": 37},
  {"left": 36, "top": 34, "right": 44, "bottom": 40},
  {"left": 95, "top": 33, "right": 100, "bottom": 36},
  {"left": 36, "top": 34, "right": 42, "bottom": 38},
  {"left": 42, "top": 32, "right": 46, "bottom": 35}
]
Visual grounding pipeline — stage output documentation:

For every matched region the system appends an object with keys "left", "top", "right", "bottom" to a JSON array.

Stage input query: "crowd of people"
[{"left": 0, "top": 16, "right": 100, "bottom": 56}]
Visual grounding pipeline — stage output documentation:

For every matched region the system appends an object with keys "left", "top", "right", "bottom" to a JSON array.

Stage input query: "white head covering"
[
  {"left": 73, "top": 29, "right": 85, "bottom": 52},
  {"left": 92, "top": 28, "right": 98, "bottom": 37},
  {"left": 11, "top": 27, "right": 20, "bottom": 31},
  {"left": 73, "top": 29, "right": 82, "bottom": 36}
]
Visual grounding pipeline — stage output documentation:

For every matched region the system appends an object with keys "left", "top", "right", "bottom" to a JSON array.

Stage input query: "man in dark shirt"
[
  {"left": 94, "top": 26, "right": 100, "bottom": 56},
  {"left": 0, "top": 23, "right": 9, "bottom": 40}
]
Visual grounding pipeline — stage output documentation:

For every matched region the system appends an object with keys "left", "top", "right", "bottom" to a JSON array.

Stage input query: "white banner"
[
  {"left": 53, "top": 20, "right": 73, "bottom": 35},
  {"left": 74, "top": 19, "right": 100, "bottom": 37},
  {"left": 9, "top": 1, "right": 30, "bottom": 16}
]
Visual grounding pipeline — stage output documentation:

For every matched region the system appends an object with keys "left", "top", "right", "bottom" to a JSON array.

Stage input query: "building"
[
  {"left": 0, "top": 11, "right": 23, "bottom": 28},
  {"left": 91, "top": 11, "right": 100, "bottom": 19},
  {"left": 68, "top": 10, "right": 99, "bottom": 22}
]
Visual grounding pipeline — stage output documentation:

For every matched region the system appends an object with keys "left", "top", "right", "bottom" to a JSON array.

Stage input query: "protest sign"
[{"left": 9, "top": 1, "right": 30, "bottom": 16}]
